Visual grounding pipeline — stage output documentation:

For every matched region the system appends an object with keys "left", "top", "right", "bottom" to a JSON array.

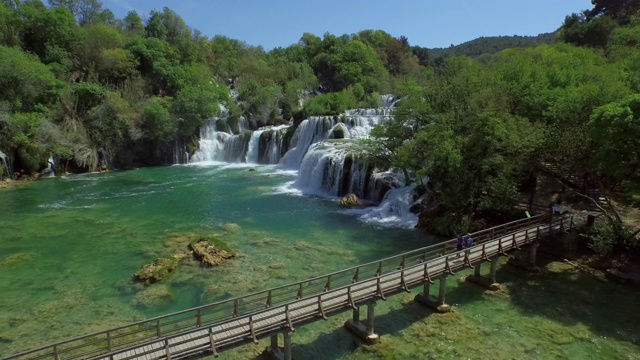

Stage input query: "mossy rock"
[
  {"left": 189, "top": 239, "right": 235, "bottom": 267},
  {"left": 134, "top": 257, "right": 179, "bottom": 284},
  {"left": 215, "top": 119, "right": 231, "bottom": 133},
  {"left": 332, "top": 124, "right": 347, "bottom": 139}
]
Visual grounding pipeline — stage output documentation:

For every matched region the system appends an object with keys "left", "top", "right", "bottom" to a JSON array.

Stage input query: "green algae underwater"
[{"left": 0, "top": 165, "right": 639, "bottom": 359}]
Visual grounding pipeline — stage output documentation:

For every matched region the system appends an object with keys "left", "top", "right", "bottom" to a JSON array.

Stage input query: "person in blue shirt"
[{"left": 464, "top": 233, "right": 475, "bottom": 248}]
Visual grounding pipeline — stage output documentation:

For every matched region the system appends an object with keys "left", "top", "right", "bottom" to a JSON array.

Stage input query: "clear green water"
[{"left": 1, "top": 165, "right": 639, "bottom": 359}]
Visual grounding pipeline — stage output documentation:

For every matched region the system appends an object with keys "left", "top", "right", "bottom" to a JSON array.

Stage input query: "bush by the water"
[{"left": 585, "top": 222, "right": 639, "bottom": 256}]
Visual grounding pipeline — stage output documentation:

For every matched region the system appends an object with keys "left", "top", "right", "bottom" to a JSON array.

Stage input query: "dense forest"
[
  {"left": 0, "top": 0, "right": 425, "bottom": 173},
  {"left": 0, "top": 0, "right": 638, "bottom": 252},
  {"left": 427, "top": 32, "right": 555, "bottom": 59}
]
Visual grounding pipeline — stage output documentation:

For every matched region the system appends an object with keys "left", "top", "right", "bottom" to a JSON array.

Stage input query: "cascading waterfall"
[
  {"left": 0, "top": 150, "right": 11, "bottom": 179},
  {"left": 188, "top": 94, "right": 422, "bottom": 227},
  {"left": 262, "top": 125, "right": 289, "bottom": 164},
  {"left": 353, "top": 184, "right": 420, "bottom": 228},
  {"left": 191, "top": 121, "right": 230, "bottom": 162},
  {"left": 280, "top": 117, "right": 335, "bottom": 169},
  {"left": 246, "top": 130, "right": 265, "bottom": 164},
  {"left": 37, "top": 154, "right": 56, "bottom": 178},
  {"left": 293, "top": 143, "right": 347, "bottom": 196}
]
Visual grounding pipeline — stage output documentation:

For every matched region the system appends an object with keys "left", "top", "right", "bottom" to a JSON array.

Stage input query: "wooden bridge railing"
[{"left": 3, "top": 214, "right": 550, "bottom": 360}]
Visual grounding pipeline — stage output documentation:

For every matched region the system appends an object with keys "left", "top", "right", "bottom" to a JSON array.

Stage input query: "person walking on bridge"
[{"left": 464, "top": 233, "right": 475, "bottom": 257}]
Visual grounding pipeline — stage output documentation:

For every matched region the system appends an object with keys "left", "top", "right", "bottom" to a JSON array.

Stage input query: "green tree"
[
  {"left": 589, "top": 94, "right": 640, "bottom": 187},
  {"left": 122, "top": 10, "right": 144, "bottom": 35},
  {"left": 140, "top": 96, "right": 174, "bottom": 141},
  {"left": 48, "top": 0, "right": 104, "bottom": 26},
  {"left": 0, "top": 45, "right": 64, "bottom": 111}
]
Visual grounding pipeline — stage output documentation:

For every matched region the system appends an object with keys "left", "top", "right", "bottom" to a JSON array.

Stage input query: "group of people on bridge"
[{"left": 456, "top": 233, "right": 475, "bottom": 256}]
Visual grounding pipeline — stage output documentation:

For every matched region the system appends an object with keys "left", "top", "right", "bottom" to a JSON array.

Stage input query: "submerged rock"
[
  {"left": 221, "top": 223, "right": 241, "bottom": 233},
  {"left": 0, "top": 253, "right": 32, "bottom": 267},
  {"left": 134, "top": 257, "right": 178, "bottom": 283},
  {"left": 132, "top": 285, "right": 173, "bottom": 308},
  {"left": 190, "top": 240, "right": 235, "bottom": 267}
]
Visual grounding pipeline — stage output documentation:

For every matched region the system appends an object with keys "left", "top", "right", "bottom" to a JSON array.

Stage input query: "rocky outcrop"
[
  {"left": 134, "top": 232, "right": 236, "bottom": 283},
  {"left": 190, "top": 240, "right": 235, "bottom": 267},
  {"left": 134, "top": 257, "right": 179, "bottom": 284},
  {"left": 340, "top": 194, "right": 362, "bottom": 207}
]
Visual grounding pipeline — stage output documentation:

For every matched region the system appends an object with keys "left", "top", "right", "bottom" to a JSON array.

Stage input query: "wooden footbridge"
[{"left": 2, "top": 213, "right": 580, "bottom": 360}]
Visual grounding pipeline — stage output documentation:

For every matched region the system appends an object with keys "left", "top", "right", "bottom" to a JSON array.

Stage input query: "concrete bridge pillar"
[
  {"left": 529, "top": 241, "right": 539, "bottom": 265},
  {"left": 490, "top": 257, "right": 498, "bottom": 284},
  {"left": 263, "top": 331, "right": 294, "bottom": 360},
  {"left": 466, "top": 257, "right": 500, "bottom": 291},
  {"left": 283, "top": 331, "right": 293, "bottom": 360},
  {"left": 345, "top": 302, "right": 379, "bottom": 343},
  {"left": 415, "top": 276, "right": 451, "bottom": 313}
]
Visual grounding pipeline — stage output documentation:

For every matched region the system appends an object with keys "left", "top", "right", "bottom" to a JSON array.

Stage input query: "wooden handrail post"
[
  {"left": 233, "top": 299, "right": 239, "bottom": 318},
  {"left": 107, "top": 330, "right": 112, "bottom": 352},
  {"left": 266, "top": 290, "right": 273, "bottom": 307},
  {"left": 324, "top": 275, "right": 332, "bottom": 291},
  {"left": 164, "top": 339, "right": 171, "bottom": 359},
  {"left": 53, "top": 344, "right": 59, "bottom": 360},
  {"left": 297, "top": 283, "right": 304, "bottom": 299},
  {"left": 209, "top": 328, "right": 218, "bottom": 357},
  {"left": 156, "top": 319, "right": 161, "bottom": 337},
  {"left": 352, "top": 267, "right": 360, "bottom": 283},
  {"left": 197, "top": 309, "right": 202, "bottom": 327}
]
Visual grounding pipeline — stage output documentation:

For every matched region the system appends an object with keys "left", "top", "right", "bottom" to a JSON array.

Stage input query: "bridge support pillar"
[
  {"left": 415, "top": 276, "right": 451, "bottom": 313},
  {"left": 345, "top": 302, "right": 379, "bottom": 343},
  {"left": 263, "top": 331, "right": 294, "bottom": 360},
  {"left": 466, "top": 258, "right": 500, "bottom": 291},
  {"left": 490, "top": 257, "right": 498, "bottom": 283},
  {"left": 283, "top": 331, "right": 293, "bottom": 360},
  {"left": 529, "top": 242, "right": 539, "bottom": 265}
]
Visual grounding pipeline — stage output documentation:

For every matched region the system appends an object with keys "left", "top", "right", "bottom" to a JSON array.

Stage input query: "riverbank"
[{"left": 210, "top": 253, "right": 640, "bottom": 359}]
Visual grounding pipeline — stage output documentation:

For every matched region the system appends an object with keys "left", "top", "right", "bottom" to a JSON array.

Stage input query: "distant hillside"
[{"left": 427, "top": 32, "right": 556, "bottom": 58}]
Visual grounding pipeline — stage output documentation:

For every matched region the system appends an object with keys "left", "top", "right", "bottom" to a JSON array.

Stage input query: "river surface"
[{"left": 1, "top": 165, "right": 639, "bottom": 359}]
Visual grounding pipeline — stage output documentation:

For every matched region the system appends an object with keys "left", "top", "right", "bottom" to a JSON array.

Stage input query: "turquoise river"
[{"left": 0, "top": 164, "right": 638, "bottom": 359}]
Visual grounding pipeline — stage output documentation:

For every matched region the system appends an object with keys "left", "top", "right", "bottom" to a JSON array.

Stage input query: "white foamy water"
[{"left": 186, "top": 95, "right": 421, "bottom": 228}]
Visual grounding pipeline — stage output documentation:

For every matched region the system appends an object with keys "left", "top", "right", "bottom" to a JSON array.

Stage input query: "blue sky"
[{"left": 103, "top": 0, "right": 593, "bottom": 49}]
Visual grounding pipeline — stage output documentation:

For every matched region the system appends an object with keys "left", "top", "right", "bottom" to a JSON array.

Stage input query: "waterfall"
[
  {"left": 355, "top": 185, "right": 420, "bottom": 228},
  {"left": 280, "top": 117, "right": 332, "bottom": 169},
  {"left": 293, "top": 143, "right": 347, "bottom": 196},
  {"left": 0, "top": 150, "right": 11, "bottom": 179},
  {"left": 265, "top": 126, "right": 289, "bottom": 164},
  {"left": 191, "top": 121, "right": 230, "bottom": 162},
  {"left": 187, "top": 94, "right": 422, "bottom": 228},
  {"left": 380, "top": 94, "right": 400, "bottom": 108},
  {"left": 45, "top": 155, "right": 55, "bottom": 177},
  {"left": 246, "top": 130, "right": 265, "bottom": 164}
]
